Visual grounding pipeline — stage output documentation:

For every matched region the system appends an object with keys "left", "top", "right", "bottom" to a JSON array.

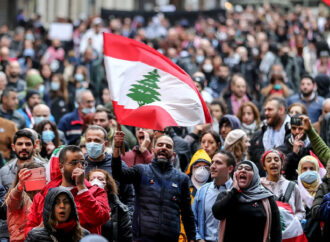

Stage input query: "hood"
[
  {"left": 26, "top": 74, "right": 44, "bottom": 89},
  {"left": 43, "top": 187, "right": 79, "bottom": 232},
  {"left": 185, "top": 149, "right": 211, "bottom": 176},
  {"left": 219, "top": 114, "right": 241, "bottom": 130}
]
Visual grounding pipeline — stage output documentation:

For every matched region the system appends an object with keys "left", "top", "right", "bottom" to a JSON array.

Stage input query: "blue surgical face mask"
[
  {"left": 82, "top": 107, "right": 95, "bottom": 114},
  {"left": 273, "top": 84, "right": 282, "bottom": 90},
  {"left": 39, "top": 85, "right": 45, "bottom": 94},
  {"left": 51, "top": 82, "right": 60, "bottom": 91},
  {"left": 196, "top": 55, "right": 205, "bottom": 64},
  {"left": 75, "top": 73, "right": 84, "bottom": 82},
  {"left": 42, "top": 130, "right": 55, "bottom": 143},
  {"left": 86, "top": 142, "right": 104, "bottom": 159},
  {"left": 300, "top": 170, "right": 318, "bottom": 184},
  {"left": 34, "top": 116, "right": 45, "bottom": 124}
]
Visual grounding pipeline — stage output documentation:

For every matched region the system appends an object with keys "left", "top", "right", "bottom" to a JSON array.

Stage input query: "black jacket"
[
  {"left": 277, "top": 134, "right": 312, "bottom": 181},
  {"left": 0, "top": 185, "right": 8, "bottom": 238},
  {"left": 248, "top": 122, "right": 291, "bottom": 177},
  {"left": 85, "top": 153, "right": 135, "bottom": 217},
  {"left": 25, "top": 187, "right": 89, "bottom": 242},
  {"left": 212, "top": 188, "right": 282, "bottom": 242},
  {"left": 112, "top": 157, "right": 196, "bottom": 242},
  {"left": 102, "top": 194, "right": 132, "bottom": 242}
]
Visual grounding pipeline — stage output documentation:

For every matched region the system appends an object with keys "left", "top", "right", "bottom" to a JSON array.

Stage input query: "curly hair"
[{"left": 225, "top": 137, "right": 245, "bottom": 164}]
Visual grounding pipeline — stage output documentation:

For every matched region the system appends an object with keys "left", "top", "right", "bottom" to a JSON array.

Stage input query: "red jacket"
[{"left": 25, "top": 176, "right": 110, "bottom": 236}]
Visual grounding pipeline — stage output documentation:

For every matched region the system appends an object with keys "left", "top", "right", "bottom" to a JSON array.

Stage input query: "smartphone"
[
  {"left": 25, "top": 167, "right": 46, "bottom": 191},
  {"left": 291, "top": 116, "right": 302, "bottom": 126}
]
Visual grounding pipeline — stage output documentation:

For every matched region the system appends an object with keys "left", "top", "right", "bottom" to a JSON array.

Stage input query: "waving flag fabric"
[
  {"left": 277, "top": 201, "right": 308, "bottom": 242},
  {"left": 103, "top": 33, "right": 212, "bottom": 131}
]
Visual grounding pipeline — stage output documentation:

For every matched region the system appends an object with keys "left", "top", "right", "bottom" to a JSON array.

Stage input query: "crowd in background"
[{"left": 0, "top": 3, "right": 329, "bottom": 242}]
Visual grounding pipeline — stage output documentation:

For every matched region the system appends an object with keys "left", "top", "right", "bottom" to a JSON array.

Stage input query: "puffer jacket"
[
  {"left": 0, "top": 157, "right": 45, "bottom": 190},
  {"left": 102, "top": 193, "right": 132, "bottom": 242},
  {"left": 25, "top": 187, "right": 90, "bottom": 242},
  {"left": 6, "top": 186, "right": 32, "bottom": 242},
  {"left": 112, "top": 157, "right": 196, "bottom": 241},
  {"left": 25, "top": 176, "right": 110, "bottom": 236}
]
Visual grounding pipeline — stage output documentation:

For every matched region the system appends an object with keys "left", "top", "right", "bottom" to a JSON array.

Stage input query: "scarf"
[
  {"left": 241, "top": 121, "right": 258, "bottom": 136},
  {"left": 263, "top": 115, "right": 290, "bottom": 150},
  {"left": 55, "top": 219, "right": 77, "bottom": 233},
  {"left": 237, "top": 160, "right": 274, "bottom": 203},
  {"left": 297, "top": 174, "right": 321, "bottom": 209},
  {"left": 288, "top": 134, "right": 310, "bottom": 148}
]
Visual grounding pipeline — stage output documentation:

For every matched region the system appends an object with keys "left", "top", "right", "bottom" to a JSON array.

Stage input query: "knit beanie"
[
  {"left": 224, "top": 129, "right": 246, "bottom": 149},
  {"left": 26, "top": 74, "right": 44, "bottom": 89},
  {"left": 26, "top": 89, "right": 40, "bottom": 101}
]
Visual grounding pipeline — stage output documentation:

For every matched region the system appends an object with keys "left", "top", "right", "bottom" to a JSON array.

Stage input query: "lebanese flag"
[
  {"left": 322, "top": 0, "right": 330, "bottom": 7},
  {"left": 276, "top": 201, "right": 308, "bottom": 242},
  {"left": 103, "top": 33, "right": 212, "bottom": 131}
]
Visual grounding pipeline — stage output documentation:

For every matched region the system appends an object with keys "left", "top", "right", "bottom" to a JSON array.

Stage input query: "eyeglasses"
[
  {"left": 236, "top": 165, "right": 253, "bottom": 171},
  {"left": 65, "top": 160, "right": 88, "bottom": 168},
  {"left": 194, "top": 165, "right": 210, "bottom": 171}
]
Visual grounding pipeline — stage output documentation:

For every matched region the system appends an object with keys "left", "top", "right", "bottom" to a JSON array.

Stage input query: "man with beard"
[
  {"left": 277, "top": 114, "right": 314, "bottom": 180},
  {"left": 287, "top": 75, "right": 324, "bottom": 123},
  {"left": 5, "top": 61, "right": 26, "bottom": 92},
  {"left": 221, "top": 74, "right": 253, "bottom": 115},
  {"left": 112, "top": 132, "right": 196, "bottom": 242},
  {"left": 209, "top": 64, "right": 231, "bottom": 99},
  {"left": 0, "top": 129, "right": 44, "bottom": 190},
  {"left": 25, "top": 145, "right": 110, "bottom": 235},
  {"left": 249, "top": 97, "right": 291, "bottom": 176}
]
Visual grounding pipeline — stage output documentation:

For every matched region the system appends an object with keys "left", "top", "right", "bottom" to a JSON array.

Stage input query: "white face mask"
[
  {"left": 90, "top": 178, "right": 105, "bottom": 189},
  {"left": 193, "top": 166, "right": 210, "bottom": 183}
]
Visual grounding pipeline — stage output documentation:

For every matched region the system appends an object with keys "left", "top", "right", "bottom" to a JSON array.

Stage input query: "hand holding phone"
[{"left": 24, "top": 167, "right": 46, "bottom": 192}]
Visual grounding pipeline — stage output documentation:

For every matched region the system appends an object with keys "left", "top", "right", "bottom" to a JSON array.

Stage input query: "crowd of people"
[{"left": 0, "top": 3, "right": 329, "bottom": 242}]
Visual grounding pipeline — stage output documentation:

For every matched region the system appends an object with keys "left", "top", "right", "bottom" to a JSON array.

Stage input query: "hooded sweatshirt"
[{"left": 25, "top": 187, "right": 90, "bottom": 242}]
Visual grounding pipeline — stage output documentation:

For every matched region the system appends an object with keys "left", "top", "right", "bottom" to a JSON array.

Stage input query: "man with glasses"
[
  {"left": 84, "top": 125, "right": 135, "bottom": 215},
  {"left": 25, "top": 145, "right": 110, "bottom": 236},
  {"left": 58, "top": 89, "right": 95, "bottom": 144},
  {"left": 192, "top": 151, "right": 235, "bottom": 242}
]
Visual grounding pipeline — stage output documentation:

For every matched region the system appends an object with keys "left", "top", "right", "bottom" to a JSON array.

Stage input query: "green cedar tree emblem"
[
  {"left": 127, "top": 69, "right": 161, "bottom": 107},
  {"left": 279, "top": 211, "right": 286, "bottom": 232}
]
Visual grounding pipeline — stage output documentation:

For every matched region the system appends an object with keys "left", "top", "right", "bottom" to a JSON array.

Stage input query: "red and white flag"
[
  {"left": 103, "top": 33, "right": 212, "bottom": 131},
  {"left": 277, "top": 201, "right": 308, "bottom": 242}
]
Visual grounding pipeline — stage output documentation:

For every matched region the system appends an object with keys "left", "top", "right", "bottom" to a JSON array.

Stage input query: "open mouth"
[
  {"left": 58, "top": 211, "right": 66, "bottom": 217},
  {"left": 239, "top": 174, "right": 247, "bottom": 182},
  {"left": 137, "top": 132, "right": 145, "bottom": 141},
  {"left": 270, "top": 166, "right": 279, "bottom": 171}
]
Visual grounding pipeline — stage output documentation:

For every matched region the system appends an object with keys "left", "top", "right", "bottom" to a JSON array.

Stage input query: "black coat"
[
  {"left": 102, "top": 194, "right": 132, "bottom": 242},
  {"left": 112, "top": 157, "right": 196, "bottom": 242},
  {"left": 277, "top": 134, "right": 312, "bottom": 181},
  {"left": 212, "top": 188, "right": 282, "bottom": 242},
  {"left": 248, "top": 123, "right": 291, "bottom": 177},
  {"left": 25, "top": 187, "right": 89, "bottom": 242}
]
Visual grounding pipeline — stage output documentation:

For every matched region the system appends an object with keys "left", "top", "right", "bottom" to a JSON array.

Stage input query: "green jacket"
[{"left": 306, "top": 126, "right": 330, "bottom": 166}]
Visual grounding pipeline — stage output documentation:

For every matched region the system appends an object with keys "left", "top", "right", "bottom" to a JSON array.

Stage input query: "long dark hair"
[
  {"left": 34, "top": 120, "right": 60, "bottom": 158},
  {"left": 48, "top": 193, "right": 84, "bottom": 241}
]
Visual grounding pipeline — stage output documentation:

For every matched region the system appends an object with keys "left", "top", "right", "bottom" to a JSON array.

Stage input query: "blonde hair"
[{"left": 298, "top": 155, "right": 319, "bottom": 175}]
